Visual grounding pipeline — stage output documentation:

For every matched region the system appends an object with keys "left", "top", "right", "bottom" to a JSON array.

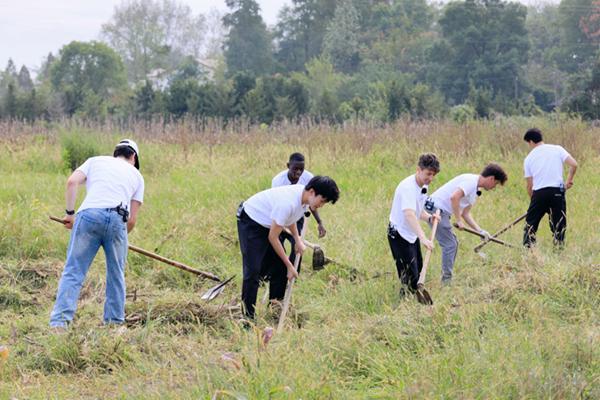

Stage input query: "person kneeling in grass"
[
  {"left": 430, "top": 163, "right": 507, "bottom": 284},
  {"left": 388, "top": 153, "right": 440, "bottom": 298},
  {"left": 237, "top": 176, "right": 340, "bottom": 319}
]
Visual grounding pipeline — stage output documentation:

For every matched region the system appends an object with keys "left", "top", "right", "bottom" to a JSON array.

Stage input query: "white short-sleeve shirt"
[
  {"left": 524, "top": 144, "right": 570, "bottom": 190},
  {"left": 271, "top": 169, "right": 314, "bottom": 187},
  {"left": 431, "top": 173, "right": 479, "bottom": 214},
  {"left": 389, "top": 174, "right": 427, "bottom": 243},
  {"left": 77, "top": 156, "right": 144, "bottom": 212},
  {"left": 244, "top": 184, "right": 308, "bottom": 228}
]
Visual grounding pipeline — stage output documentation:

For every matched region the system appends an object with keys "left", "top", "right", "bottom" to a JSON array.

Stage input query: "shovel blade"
[
  {"left": 312, "top": 247, "right": 326, "bottom": 270},
  {"left": 201, "top": 275, "right": 235, "bottom": 301},
  {"left": 416, "top": 284, "right": 433, "bottom": 305}
]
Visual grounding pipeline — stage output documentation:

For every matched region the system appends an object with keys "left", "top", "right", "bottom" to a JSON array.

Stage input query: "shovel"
[
  {"left": 49, "top": 215, "right": 233, "bottom": 300},
  {"left": 453, "top": 223, "right": 516, "bottom": 248},
  {"left": 283, "top": 227, "right": 326, "bottom": 270},
  {"left": 277, "top": 218, "right": 306, "bottom": 333},
  {"left": 416, "top": 210, "right": 440, "bottom": 305},
  {"left": 473, "top": 213, "right": 526, "bottom": 253}
]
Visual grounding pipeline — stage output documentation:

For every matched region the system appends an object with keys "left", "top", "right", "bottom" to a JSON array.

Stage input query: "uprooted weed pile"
[{"left": 0, "top": 118, "right": 599, "bottom": 398}]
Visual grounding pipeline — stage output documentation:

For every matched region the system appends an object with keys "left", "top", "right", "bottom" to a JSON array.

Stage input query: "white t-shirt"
[
  {"left": 76, "top": 156, "right": 145, "bottom": 212},
  {"left": 389, "top": 174, "right": 427, "bottom": 243},
  {"left": 524, "top": 144, "right": 570, "bottom": 190},
  {"left": 244, "top": 184, "right": 308, "bottom": 228},
  {"left": 431, "top": 174, "right": 479, "bottom": 214},
  {"left": 271, "top": 169, "right": 314, "bottom": 187}
]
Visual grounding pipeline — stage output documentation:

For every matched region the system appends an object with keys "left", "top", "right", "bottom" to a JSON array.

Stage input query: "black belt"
[{"left": 106, "top": 204, "right": 129, "bottom": 222}]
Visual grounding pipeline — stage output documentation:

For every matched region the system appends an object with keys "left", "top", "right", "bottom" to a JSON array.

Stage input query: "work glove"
[{"left": 479, "top": 229, "right": 491, "bottom": 240}]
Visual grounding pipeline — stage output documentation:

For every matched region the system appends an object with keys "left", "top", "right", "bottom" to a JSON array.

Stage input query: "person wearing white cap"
[{"left": 50, "top": 139, "right": 144, "bottom": 330}]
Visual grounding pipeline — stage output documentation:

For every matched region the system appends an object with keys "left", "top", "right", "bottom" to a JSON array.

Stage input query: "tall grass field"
[{"left": 0, "top": 118, "right": 598, "bottom": 398}]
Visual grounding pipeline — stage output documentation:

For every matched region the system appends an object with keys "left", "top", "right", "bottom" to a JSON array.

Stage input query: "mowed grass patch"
[{"left": 0, "top": 118, "right": 598, "bottom": 398}]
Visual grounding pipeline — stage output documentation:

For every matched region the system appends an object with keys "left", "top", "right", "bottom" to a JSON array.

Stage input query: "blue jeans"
[{"left": 50, "top": 208, "right": 128, "bottom": 327}]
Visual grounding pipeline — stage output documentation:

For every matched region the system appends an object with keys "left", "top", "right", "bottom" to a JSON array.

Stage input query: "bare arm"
[
  {"left": 64, "top": 170, "right": 86, "bottom": 229},
  {"left": 565, "top": 156, "right": 578, "bottom": 189},
  {"left": 450, "top": 188, "right": 465, "bottom": 227},
  {"left": 127, "top": 200, "right": 142, "bottom": 233},
  {"left": 268, "top": 222, "right": 300, "bottom": 280},
  {"left": 419, "top": 210, "right": 433, "bottom": 223},
  {"left": 461, "top": 206, "right": 482, "bottom": 232},
  {"left": 525, "top": 177, "right": 533, "bottom": 198},
  {"left": 403, "top": 209, "right": 433, "bottom": 250},
  {"left": 311, "top": 208, "right": 326, "bottom": 238}
]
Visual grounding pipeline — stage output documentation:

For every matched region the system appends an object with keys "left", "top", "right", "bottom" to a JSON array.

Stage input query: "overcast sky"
[{"left": 0, "top": 0, "right": 290, "bottom": 74}]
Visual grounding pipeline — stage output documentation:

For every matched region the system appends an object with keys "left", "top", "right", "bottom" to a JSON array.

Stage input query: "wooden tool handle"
[
  {"left": 277, "top": 217, "right": 307, "bottom": 333},
  {"left": 418, "top": 210, "right": 441, "bottom": 286},
  {"left": 454, "top": 223, "right": 514, "bottom": 248},
  {"left": 49, "top": 215, "right": 222, "bottom": 282},
  {"left": 473, "top": 213, "right": 526, "bottom": 252}
]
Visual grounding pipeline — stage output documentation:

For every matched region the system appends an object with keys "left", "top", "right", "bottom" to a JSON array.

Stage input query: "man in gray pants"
[{"left": 430, "top": 164, "right": 507, "bottom": 283}]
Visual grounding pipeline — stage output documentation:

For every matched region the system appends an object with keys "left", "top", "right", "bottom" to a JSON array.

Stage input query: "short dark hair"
[
  {"left": 114, "top": 146, "right": 136, "bottom": 159},
  {"left": 481, "top": 163, "right": 507, "bottom": 184},
  {"left": 289, "top": 152, "right": 305, "bottom": 163},
  {"left": 523, "top": 128, "right": 543, "bottom": 143},
  {"left": 305, "top": 176, "right": 340, "bottom": 204},
  {"left": 418, "top": 153, "right": 440, "bottom": 173}
]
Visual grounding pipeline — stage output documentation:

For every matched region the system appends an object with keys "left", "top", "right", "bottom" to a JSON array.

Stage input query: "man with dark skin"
[
  {"left": 272, "top": 153, "right": 326, "bottom": 272},
  {"left": 272, "top": 153, "right": 326, "bottom": 237}
]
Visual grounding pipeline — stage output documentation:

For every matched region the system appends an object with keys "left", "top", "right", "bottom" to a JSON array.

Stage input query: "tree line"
[{"left": 2, "top": 0, "right": 600, "bottom": 124}]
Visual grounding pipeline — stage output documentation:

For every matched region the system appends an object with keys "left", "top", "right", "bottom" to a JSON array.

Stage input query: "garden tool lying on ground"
[
  {"left": 473, "top": 213, "right": 526, "bottom": 255},
  {"left": 277, "top": 218, "right": 306, "bottom": 334},
  {"left": 453, "top": 222, "right": 516, "bottom": 248},
  {"left": 49, "top": 215, "right": 233, "bottom": 301},
  {"left": 416, "top": 209, "right": 440, "bottom": 306}
]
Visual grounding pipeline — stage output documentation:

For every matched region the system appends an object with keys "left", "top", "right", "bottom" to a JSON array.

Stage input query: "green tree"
[
  {"left": 223, "top": 0, "right": 274, "bottom": 77},
  {"left": 50, "top": 41, "right": 126, "bottom": 116},
  {"left": 427, "top": 0, "right": 529, "bottom": 104},
  {"left": 4, "top": 82, "right": 18, "bottom": 119},
  {"left": 274, "top": 0, "right": 337, "bottom": 72},
  {"left": 565, "top": 59, "right": 600, "bottom": 119},
  {"left": 102, "top": 0, "right": 206, "bottom": 83},
  {"left": 322, "top": 0, "right": 361, "bottom": 73},
  {"left": 525, "top": 4, "right": 565, "bottom": 111},
  {"left": 17, "top": 66, "right": 33, "bottom": 92},
  {"left": 135, "top": 80, "right": 156, "bottom": 119},
  {"left": 557, "top": 0, "right": 597, "bottom": 73},
  {"left": 292, "top": 57, "right": 345, "bottom": 115}
]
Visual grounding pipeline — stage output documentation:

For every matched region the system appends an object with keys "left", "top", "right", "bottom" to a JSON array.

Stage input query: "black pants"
[
  {"left": 237, "top": 209, "right": 288, "bottom": 319},
  {"left": 523, "top": 187, "right": 567, "bottom": 247},
  {"left": 387, "top": 225, "right": 423, "bottom": 291},
  {"left": 279, "top": 217, "right": 304, "bottom": 272}
]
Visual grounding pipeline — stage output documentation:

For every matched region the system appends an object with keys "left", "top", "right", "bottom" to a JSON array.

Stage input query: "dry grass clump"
[{"left": 125, "top": 296, "right": 240, "bottom": 331}]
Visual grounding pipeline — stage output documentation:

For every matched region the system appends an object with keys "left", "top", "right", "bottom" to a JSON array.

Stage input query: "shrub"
[{"left": 61, "top": 132, "right": 100, "bottom": 171}]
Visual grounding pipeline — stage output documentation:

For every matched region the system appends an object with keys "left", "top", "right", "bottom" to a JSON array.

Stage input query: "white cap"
[{"left": 115, "top": 139, "right": 140, "bottom": 169}]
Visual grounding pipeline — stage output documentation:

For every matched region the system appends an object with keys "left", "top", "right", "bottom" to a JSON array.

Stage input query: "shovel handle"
[
  {"left": 454, "top": 223, "right": 515, "bottom": 248},
  {"left": 277, "top": 217, "right": 306, "bottom": 334},
  {"left": 49, "top": 215, "right": 222, "bottom": 282},
  {"left": 473, "top": 213, "right": 526, "bottom": 252},
  {"left": 418, "top": 210, "right": 441, "bottom": 286}
]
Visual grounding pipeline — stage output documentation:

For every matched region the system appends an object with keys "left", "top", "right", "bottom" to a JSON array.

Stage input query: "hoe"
[
  {"left": 416, "top": 209, "right": 441, "bottom": 305},
  {"left": 49, "top": 216, "right": 233, "bottom": 301}
]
